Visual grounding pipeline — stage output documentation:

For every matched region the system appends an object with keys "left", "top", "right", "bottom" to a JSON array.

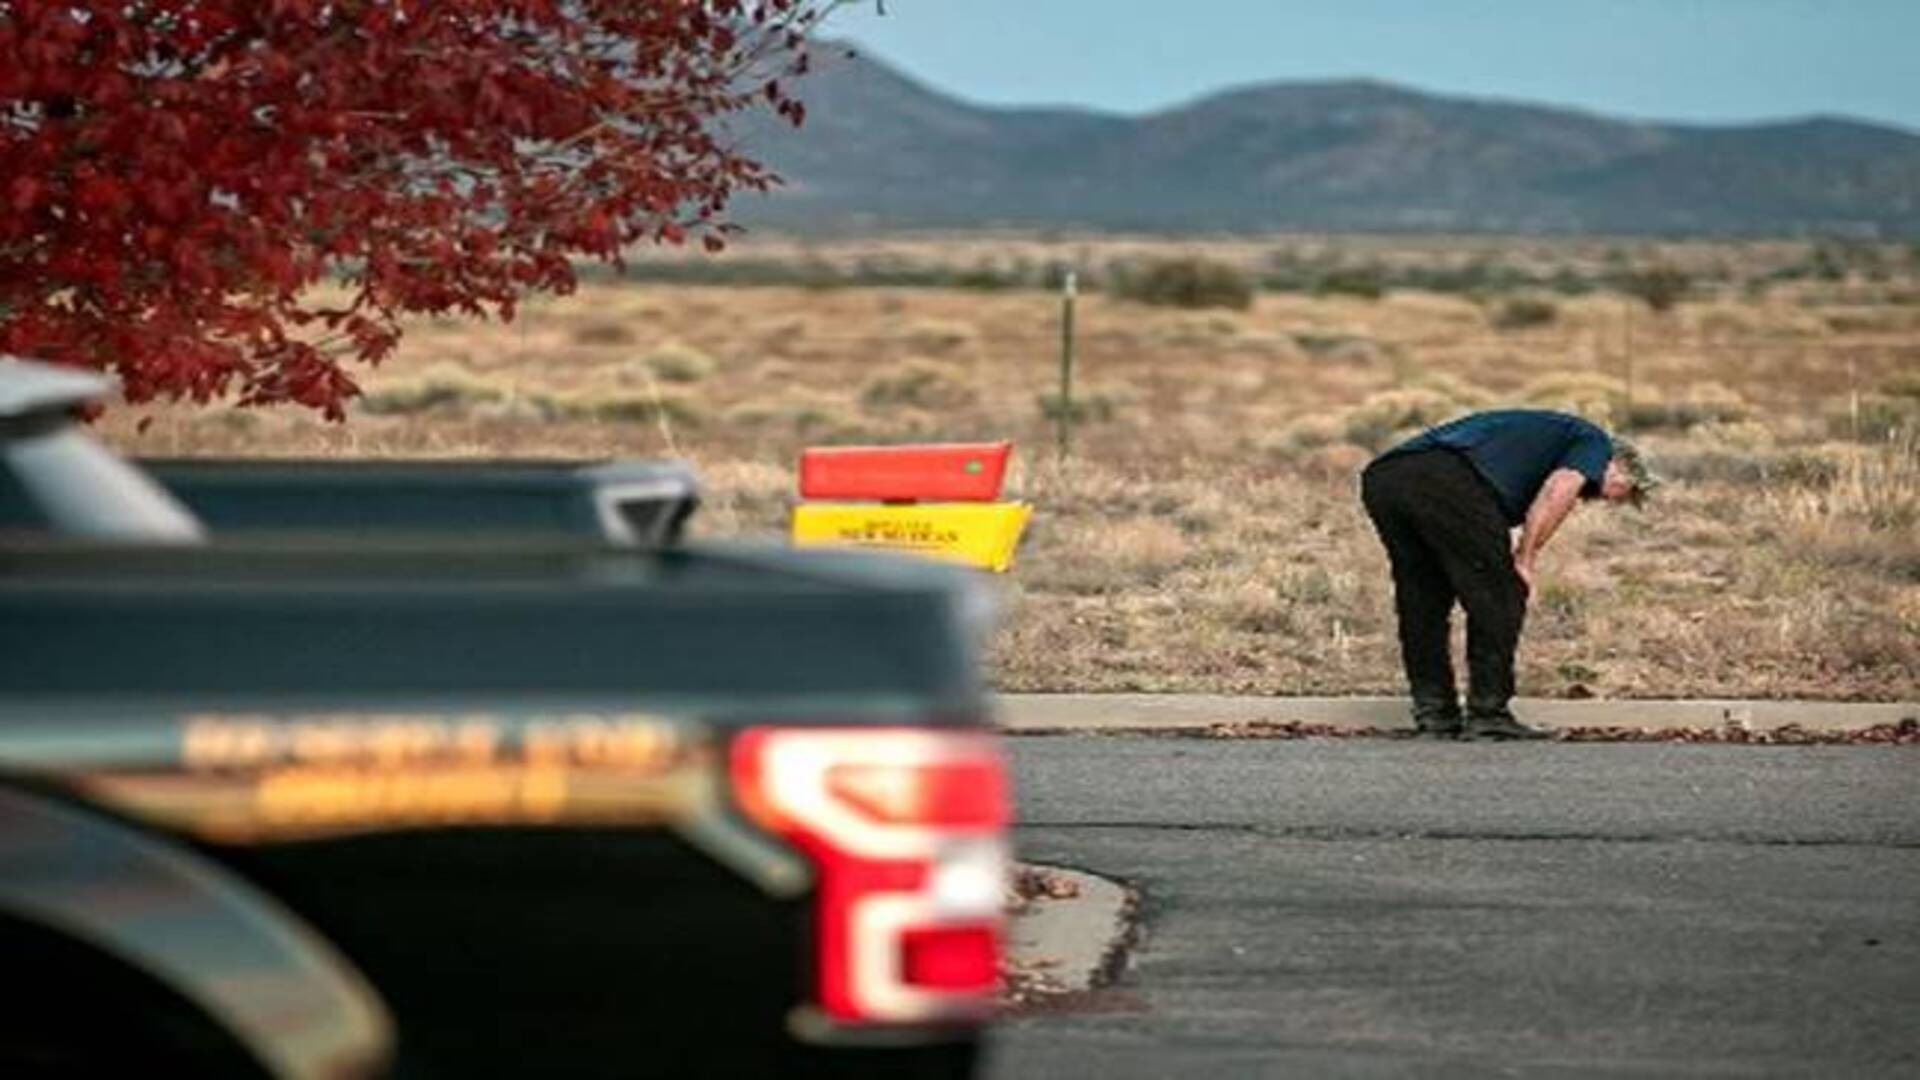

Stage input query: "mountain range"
[{"left": 728, "top": 45, "right": 1920, "bottom": 236}]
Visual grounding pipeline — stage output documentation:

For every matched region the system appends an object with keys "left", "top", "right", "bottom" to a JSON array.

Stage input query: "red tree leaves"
[{"left": 0, "top": 1, "right": 825, "bottom": 417}]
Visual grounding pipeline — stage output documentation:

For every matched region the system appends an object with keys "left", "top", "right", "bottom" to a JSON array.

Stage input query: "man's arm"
[{"left": 1512, "top": 467, "right": 1588, "bottom": 594}]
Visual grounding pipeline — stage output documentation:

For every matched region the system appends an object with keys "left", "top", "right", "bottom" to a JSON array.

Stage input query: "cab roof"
[{"left": 0, "top": 356, "right": 111, "bottom": 420}]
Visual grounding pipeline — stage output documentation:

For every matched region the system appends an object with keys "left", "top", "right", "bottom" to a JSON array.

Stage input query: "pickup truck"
[{"left": 0, "top": 358, "right": 1008, "bottom": 1078}]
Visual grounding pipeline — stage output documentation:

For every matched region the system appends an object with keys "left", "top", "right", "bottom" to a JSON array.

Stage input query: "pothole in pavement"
[{"left": 1000, "top": 863, "right": 1141, "bottom": 1013}]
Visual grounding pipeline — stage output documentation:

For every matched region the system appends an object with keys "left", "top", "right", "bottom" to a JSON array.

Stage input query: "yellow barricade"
[{"left": 791, "top": 502, "right": 1032, "bottom": 572}]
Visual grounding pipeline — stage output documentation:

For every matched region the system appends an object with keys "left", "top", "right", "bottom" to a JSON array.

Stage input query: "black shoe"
[
  {"left": 1411, "top": 702, "right": 1462, "bottom": 739},
  {"left": 1460, "top": 711, "right": 1551, "bottom": 741}
]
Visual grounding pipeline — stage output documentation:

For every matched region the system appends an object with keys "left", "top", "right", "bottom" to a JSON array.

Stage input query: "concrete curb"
[
  {"left": 994, "top": 693, "right": 1919, "bottom": 735},
  {"left": 1003, "top": 865, "right": 1134, "bottom": 1000}
]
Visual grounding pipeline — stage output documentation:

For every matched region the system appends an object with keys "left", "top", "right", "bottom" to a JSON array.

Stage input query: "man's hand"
[{"left": 1513, "top": 468, "right": 1587, "bottom": 591}]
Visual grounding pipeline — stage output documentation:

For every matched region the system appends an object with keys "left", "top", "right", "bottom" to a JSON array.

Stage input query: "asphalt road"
[{"left": 983, "top": 736, "right": 1920, "bottom": 1079}]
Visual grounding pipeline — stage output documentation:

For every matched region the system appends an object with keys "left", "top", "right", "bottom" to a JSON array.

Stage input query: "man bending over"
[{"left": 1360, "top": 409, "right": 1656, "bottom": 740}]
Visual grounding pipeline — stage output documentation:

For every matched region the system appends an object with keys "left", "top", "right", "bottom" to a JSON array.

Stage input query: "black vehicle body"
[
  {"left": 2, "top": 457, "right": 699, "bottom": 546},
  {"left": 0, "top": 358, "right": 1005, "bottom": 1078}
]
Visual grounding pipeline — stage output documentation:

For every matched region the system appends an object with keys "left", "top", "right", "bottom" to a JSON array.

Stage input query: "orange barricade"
[
  {"left": 790, "top": 442, "right": 1030, "bottom": 572},
  {"left": 799, "top": 441, "right": 1013, "bottom": 503}
]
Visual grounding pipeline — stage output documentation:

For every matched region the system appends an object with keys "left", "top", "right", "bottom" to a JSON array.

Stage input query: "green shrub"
[
  {"left": 1036, "top": 392, "right": 1119, "bottom": 423},
  {"left": 1490, "top": 297, "right": 1559, "bottom": 330},
  {"left": 638, "top": 341, "right": 716, "bottom": 383},
  {"left": 1824, "top": 311, "right": 1905, "bottom": 335},
  {"left": 572, "top": 319, "right": 636, "bottom": 346},
  {"left": 949, "top": 264, "right": 1015, "bottom": 291},
  {"left": 533, "top": 391, "right": 702, "bottom": 427},
  {"left": 861, "top": 359, "right": 977, "bottom": 411},
  {"left": 1546, "top": 267, "right": 1597, "bottom": 296},
  {"left": 1109, "top": 257, "right": 1254, "bottom": 311},
  {"left": 1620, "top": 384, "right": 1750, "bottom": 432},
  {"left": 1272, "top": 414, "right": 1346, "bottom": 452},
  {"left": 1826, "top": 394, "right": 1920, "bottom": 442},
  {"left": 1657, "top": 446, "right": 1841, "bottom": 487},
  {"left": 1535, "top": 581, "right": 1584, "bottom": 622},
  {"left": 1292, "top": 332, "right": 1379, "bottom": 362},
  {"left": 1881, "top": 372, "right": 1920, "bottom": 400},
  {"left": 1156, "top": 312, "right": 1243, "bottom": 346},
  {"left": 1403, "top": 372, "right": 1492, "bottom": 411},
  {"left": 1312, "top": 265, "right": 1386, "bottom": 300},
  {"left": 359, "top": 364, "right": 503, "bottom": 416},
  {"left": 1808, "top": 244, "right": 1849, "bottom": 281},
  {"left": 1518, "top": 372, "right": 1625, "bottom": 423},
  {"left": 1340, "top": 388, "right": 1465, "bottom": 451},
  {"left": 899, "top": 318, "right": 979, "bottom": 353},
  {"left": 1618, "top": 265, "right": 1691, "bottom": 313},
  {"left": 596, "top": 395, "right": 700, "bottom": 426}
]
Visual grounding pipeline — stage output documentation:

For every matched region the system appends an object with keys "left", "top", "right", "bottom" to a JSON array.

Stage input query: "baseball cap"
[{"left": 1613, "top": 437, "right": 1661, "bottom": 506}]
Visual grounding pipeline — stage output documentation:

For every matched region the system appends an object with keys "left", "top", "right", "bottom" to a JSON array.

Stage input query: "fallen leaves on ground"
[
  {"left": 1007, "top": 864, "right": 1083, "bottom": 914},
  {"left": 999, "top": 958, "right": 1070, "bottom": 1009},
  {"left": 1180, "top": 718, "right": 1920, "bottom": 744}
]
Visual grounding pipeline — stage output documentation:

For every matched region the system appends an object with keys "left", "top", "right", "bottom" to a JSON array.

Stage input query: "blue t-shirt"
[{"left": 1377, "top": 409, "right": 1613, "bottom": 525}]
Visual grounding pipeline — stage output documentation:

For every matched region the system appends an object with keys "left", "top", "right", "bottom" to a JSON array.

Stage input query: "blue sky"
[{"left": 823, "top": 1, "right": 1920, "bottom": 131}]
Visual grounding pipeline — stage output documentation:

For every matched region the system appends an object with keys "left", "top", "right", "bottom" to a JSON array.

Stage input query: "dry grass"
[{"left": 96, "top": 235, "right": 1920, "bottom": 702}]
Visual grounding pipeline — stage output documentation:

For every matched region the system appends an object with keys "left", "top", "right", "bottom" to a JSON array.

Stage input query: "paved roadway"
[{"left": 983, "top": 736, "right": 1920, "bottom": 1079}]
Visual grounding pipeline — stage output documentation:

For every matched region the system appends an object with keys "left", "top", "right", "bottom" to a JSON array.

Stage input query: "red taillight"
[
  {"left": 901, "top": 925, "right": 1000, "bottom": 991},
  {"left": 732, "top": 728, "right": 1010, "bottom": 1028},
  {"left": 826, "top": 760, "right": 1009, "bottom": 827}
]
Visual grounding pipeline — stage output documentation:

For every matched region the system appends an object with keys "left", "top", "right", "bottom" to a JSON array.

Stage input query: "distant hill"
[{"left": 726, "top": 46, "right": 1920, "bottom": 236}]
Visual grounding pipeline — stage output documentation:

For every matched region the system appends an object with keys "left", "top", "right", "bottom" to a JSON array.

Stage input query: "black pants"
[{"left": 1360, "top": 449, "right": 1527, "bottom": 719}]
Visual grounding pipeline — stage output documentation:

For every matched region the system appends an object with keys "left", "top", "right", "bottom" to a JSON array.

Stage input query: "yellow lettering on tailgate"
[
  {"left": 182, "top": 716, "right": 277, "bottom": 769},
  {"left": 523, "top": 714, "right": 682, "bottom": 768},
  {"left": 254, "top": 765, "right": 572, "bottom": 828},
  {"left": 179, "top": 712, "right": 684, "bottom": 770}
]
